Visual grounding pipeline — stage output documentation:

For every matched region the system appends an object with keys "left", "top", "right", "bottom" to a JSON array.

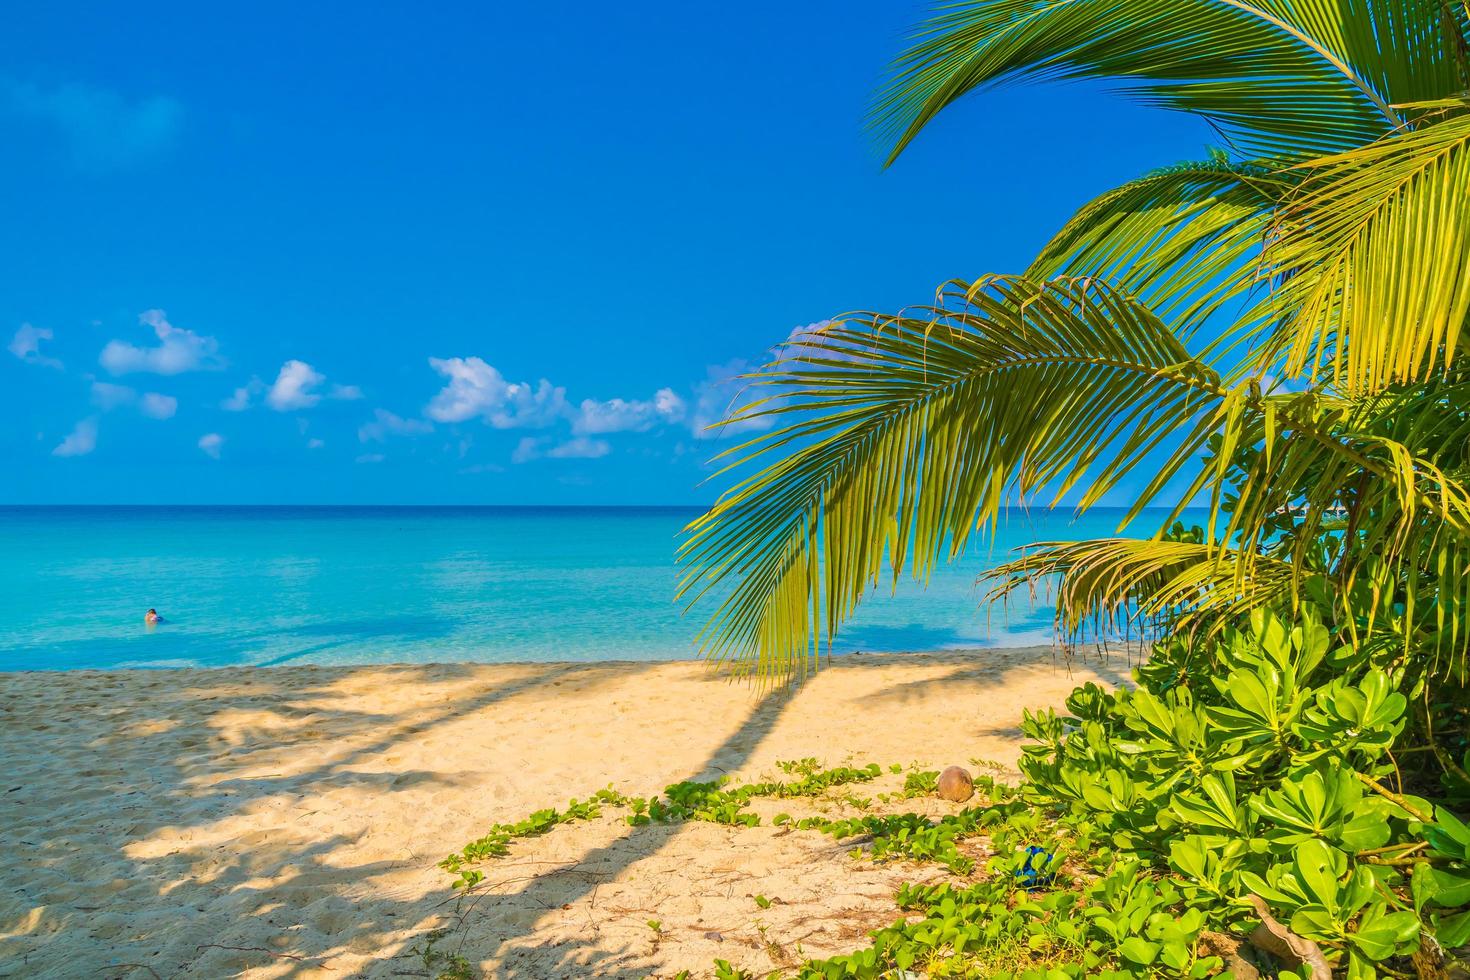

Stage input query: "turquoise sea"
[{"left": 0, "top": 506, "right": 1183, "bottom": 671}]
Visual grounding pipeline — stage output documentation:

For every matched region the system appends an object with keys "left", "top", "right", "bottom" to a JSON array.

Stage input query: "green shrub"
[{"left": 785, "top": 607, "right": 1470, "bottom": 978}]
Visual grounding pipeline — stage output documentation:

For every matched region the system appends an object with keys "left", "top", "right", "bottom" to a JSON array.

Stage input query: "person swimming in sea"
[{"left": 145, "top": 608, "right": 162, "bottom": 625}]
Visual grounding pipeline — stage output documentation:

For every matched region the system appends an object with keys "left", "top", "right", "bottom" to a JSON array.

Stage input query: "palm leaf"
[
  {"left": 1168, "top": 388, "right": 1470, "bottom": 557},
  {"left": 685, "top": 2, "right": 1470, "bottom": 688},
  {"left": 985, "top": 537, "right": 1296, "bottom": 642},
  {"left": 678, "top": 276, "right": 1226, "bottom": 682},
  {"left": 1028, "top": 153, "right": 1292, "bottom": 335},
  {"left": 1171, "top": 383, "right": 1470, "bottom": 671},
  {"left": 1262, "top": 110, "right": 1470, "bottom": 393},
  {"left": 874, "top": 0, "right": 1463, "bottom": 164},
  {"left": 988, "top": 379, "right": 1470, "bottom": 669}
]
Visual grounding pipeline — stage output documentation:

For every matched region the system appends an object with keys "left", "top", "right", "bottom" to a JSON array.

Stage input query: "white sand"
[{"left": 0, "top": 647, "right": 1132, "bottom": 979}]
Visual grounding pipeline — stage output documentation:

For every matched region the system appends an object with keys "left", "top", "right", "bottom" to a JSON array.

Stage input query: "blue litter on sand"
[{"left": 1014, "top": 845, "right": 1056, "bottom": 889}]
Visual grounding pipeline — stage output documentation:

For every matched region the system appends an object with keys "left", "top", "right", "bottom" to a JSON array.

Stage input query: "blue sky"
[{"left": 2, "top": 2, "right": 1213, "bottom": 505}]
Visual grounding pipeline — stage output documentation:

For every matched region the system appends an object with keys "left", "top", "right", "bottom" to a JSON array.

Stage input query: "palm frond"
[
  {"left": 677, "top": 276, "right": 1225, "bottom": 683},
  {"left": 988, "top": 378, "right": 1470, "bottom": 671},
  {"left": 1168, "top": 383, "right": 1470, "bottom": 672},
  {"left": 874, "top": 0, "right": 1464, "bottom": 164},
  {"left": 687, "top": 2, "right": 1470, "bottom": 688},
  {"left": 1168, "top": 388, "right": 1470, "bottom": 554},
  {"left": 1263, "top": 111, "right": 1470, "bottom": 393},
  {"left": 985, "top": 537, "right": 1295, "bottom": 642},
  {"left": 1028, "top": 154, "right": 1292, "bottom": 336}
]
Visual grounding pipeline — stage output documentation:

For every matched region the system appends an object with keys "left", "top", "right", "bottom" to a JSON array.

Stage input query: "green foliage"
[
  {"left": 407, "top": 928, "right": 476, "bottom": 980},
  {"left": 440, "top": 762, "right": 887, "bottom": 888},
  {"left": 431, "top": 622, "right": 1470, "bottom": 977},
  {"left": 625, "top": 763, "right": 885, "bottom": 829},
  {"left": 796, "top": 804, "right": 1020, "bottom": 876},
  {"left": 1007, "top": 609, "right": 1447, "bottom": 974},
  {"left": 902, "top": 770, "right": 939, "bottom": 797},
  {"left": 439, "top": 786, "right": 632, "bottom": 888},
  {"left": 786, "top": 852, "right": 1221, "bottom": 978},
  {"left": 667, "top": 610, "right": 1470, "bottom": 978},
  {"left": 872, "top": 0, "right": 1462, "bottom": 163},
  {"left": 713, "top": 959, "right": 755, "bottom": 980},
  {"left": 429, "top": 624, "right": 1470, "bottom": 977}
]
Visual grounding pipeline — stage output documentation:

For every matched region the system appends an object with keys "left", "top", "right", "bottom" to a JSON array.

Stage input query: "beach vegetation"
[
  {"left": 669, "top": 0, "right": 1470, "bottom": 976},
  {"left": 439, "top": 761, "right": 888, "bottom": 888},
  {"left": 407, "top": 928, "right": 476, "bottom": 980}
]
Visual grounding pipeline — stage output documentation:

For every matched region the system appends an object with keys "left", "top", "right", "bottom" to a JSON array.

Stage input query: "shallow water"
[{"left": 0, "top": 505, "right": 1193, "bottom": 670}]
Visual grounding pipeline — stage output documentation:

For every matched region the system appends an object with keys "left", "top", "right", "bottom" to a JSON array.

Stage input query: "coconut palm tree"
[{"left": 679, "top": 0, "right": 1470, "bottom": 689}]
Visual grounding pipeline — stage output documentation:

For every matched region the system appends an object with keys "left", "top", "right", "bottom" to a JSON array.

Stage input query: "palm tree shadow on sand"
[
  {"left": 416, "top": 682, "right": 802, "bottom": 980},
  {"left": 2, "top": 646, "right": 1104, "bottom": 979},
  {"left": 1, "top": 661, "right": 659, "bottom": 979}
]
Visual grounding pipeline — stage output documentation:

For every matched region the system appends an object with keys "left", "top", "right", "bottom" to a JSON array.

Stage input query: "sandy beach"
[{"left": 0, "top": 647, "right": 1132, "bottom": 979}]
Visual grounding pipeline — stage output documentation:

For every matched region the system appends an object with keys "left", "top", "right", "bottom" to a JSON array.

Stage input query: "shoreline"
[
  {"left": 1, "top": 646, "right": 1134, "bottom": 978},
  {"left": 0, "top": 641, "right": 1106, "bottom": 676}
]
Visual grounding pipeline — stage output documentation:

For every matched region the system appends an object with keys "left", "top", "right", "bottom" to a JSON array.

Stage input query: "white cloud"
[
  {"left": 425, "top": 356, "right": 568, "bottom": 428},
  {"left": 355, "top": 452, "right": 385, "bottom": 464},
  {"left": 53, "top": 418, "right": 98, "bottom": 457},
  {"left": 511, "top": 435, "right": 610, "bottom": 463},
  {"left": 221, "top": 378, "right": 263, "bottom": 411},
  {"left": 266, "top": 359, "right": 323, "bottom": 410},
  {"left": 264, "top": 360, "right": 360, "bottom": 411},
  {"left": 677, "top": 325, "right": 835, "bottom": 442},
  {"left": 780, "top": 319, "right": 836, "bottom": 355},
  {"left": 511, "top": 436, "right": 542, "bottom": 464},
  {"left": 767, "top": 320, "right": 859, "bottom": 372},
  {"left": 91, "top": 381, "right": 137, "bottom": 410},
  {"left": 690, "top": 359, "right": 771, "bottom": 440},
  {"left": 548, "top": 436, "right": 611, "bottom": 459},
  {"left": 139, "top": 392, "right": 177, "bottom": 419},
  {"left": 9, "top": 323, "right": 63, "bottom": 369},
  {"left": 99, "top": 309, "right": 221, "bottom": 376},
  {"left": 89, "top": 382, "right": 176, "bottom": 420},
  {"left": 197, "top": 432, "right": 223, "bottom": 459},
  {"left": 655, "top": 387, "right": 686, "bottom": 419},
  {"left": 573, "top": 387, "right": 686, "bottom": 435},
  {"left": 7, "top": 81, "right": 183, "bottom": 170},
  {"left": 358, "top": 408, "right": 433, "bottom": 443},
  {"left": 307, "top": 438, "right": 325, "bottom": 450}
]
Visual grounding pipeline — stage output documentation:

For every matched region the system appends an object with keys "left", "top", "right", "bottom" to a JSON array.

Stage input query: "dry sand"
[{"left": 0, "top": 647, "right": 1133, "bottom": 979}]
